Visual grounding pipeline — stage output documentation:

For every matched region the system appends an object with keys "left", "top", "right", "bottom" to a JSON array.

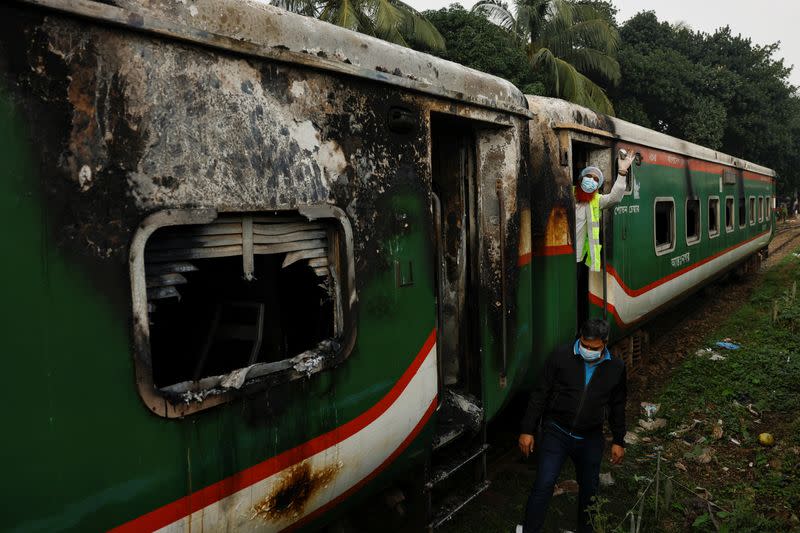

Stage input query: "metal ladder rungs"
[
  {"left": 428, "top": 480, "right": 491, "bottom": 529},
  {"left": 425, "top": 443, "right": 489, "bottom": 491}
]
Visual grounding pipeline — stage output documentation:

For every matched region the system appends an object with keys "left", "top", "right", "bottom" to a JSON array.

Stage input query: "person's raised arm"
[{"left": 599, "top": 152, "right": 636, "bottom": 209}]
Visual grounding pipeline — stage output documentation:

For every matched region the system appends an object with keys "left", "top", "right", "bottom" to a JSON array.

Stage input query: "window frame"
[
  {"left": 685, "top": 196, "right": 702, "bottom": 246},
  {"left": 766, "top": 196, "right": 771, "bottom": 221},
  {"left": 654, "top": 196, "right": 676, "bottom": 256},
  {"left": 739, "top": 195, "right": 747, "bottom": 229},
  {"left": 758, "top": 196, "right": 764, "bottom": 222},
  {"left": 749, "top": 196, "right": 756, "bottom": 225},
  {"left": 708, "top": 195, "right": 720, "bottom": 239},
  {"left": 129, "top": 206, "right": 358, "bottom": 418},
  {"left": 725, "top": 195, "right": 735, "bottom": 233}
]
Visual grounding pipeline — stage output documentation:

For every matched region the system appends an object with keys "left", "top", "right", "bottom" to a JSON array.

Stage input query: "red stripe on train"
[
  {"left": 110, "top": 329, "right": 438, "bottom": 533},
  {"left": 617, "top": 143, "right": 775, "bottom": 183},
  {"left": 606, "top": 229, "right": 771, "bottom": 297}
]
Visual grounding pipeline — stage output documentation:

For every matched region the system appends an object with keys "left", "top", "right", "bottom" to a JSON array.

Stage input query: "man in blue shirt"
[{"left": 517, "top": 319, "right": 627, "bottom": 533}]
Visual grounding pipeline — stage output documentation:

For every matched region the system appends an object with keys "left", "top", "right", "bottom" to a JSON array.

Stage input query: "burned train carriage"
[
  {"left": 0, "top": 0, "right": 775, "bottom": 532},
  {"left": 2, "top": 0, "right": 533, "bottom": 531},
  {"left": 525, "top": 96, "right": 775, "bottom": 370}
]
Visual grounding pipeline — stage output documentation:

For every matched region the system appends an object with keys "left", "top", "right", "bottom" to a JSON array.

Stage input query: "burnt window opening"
[
  {"left": 655, "top": 198, "right": 675, "bottom": 254},
  {"left": 708, "top": 197, "right": 720, "bottom": 237},
  {"left": 725, "top": 197, "right": 734, "bottom": 231},
  {"left": 766, "top": 196, "right": 771, "bottom": 220},
  {"left": 739, "top": 196, "right": 746, "bottom": 228},
  {"left": 749, "top": 197, "right": 756, "bottom": 225},
  {"left": 758, "top": 196, "right": 764, "bottom": 222},
  {"left": 143, "top": 214, "right": 342, "bottom": 390},
  {"left": 686, "top": 197, "right": 700, "bottom": 244}
]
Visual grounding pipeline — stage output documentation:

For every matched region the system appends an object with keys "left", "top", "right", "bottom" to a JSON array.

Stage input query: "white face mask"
[
  {"left": 580, "top": 176, "right": 599, "bottom": 194},
  {"left": 579, "top": 344, "right": 603, "bottom": 362}
]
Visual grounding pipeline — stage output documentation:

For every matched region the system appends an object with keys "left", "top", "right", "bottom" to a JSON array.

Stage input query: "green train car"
[{"left": 0, "top": 1, "right": 774, "bottom": 532}]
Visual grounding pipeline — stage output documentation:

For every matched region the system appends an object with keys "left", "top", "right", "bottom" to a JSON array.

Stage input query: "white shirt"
[{"left": 575, "top": 174, "right": 627, "bottom": 262}]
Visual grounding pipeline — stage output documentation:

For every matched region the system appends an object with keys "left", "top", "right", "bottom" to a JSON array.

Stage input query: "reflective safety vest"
[{"left": 575, "top": 188, "right": 602, "bottom": 272}]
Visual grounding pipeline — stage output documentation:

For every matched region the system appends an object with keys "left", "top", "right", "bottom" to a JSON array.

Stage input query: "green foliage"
[
  {"left": 271, "top": 0, "right": 445, "bottom": 50},
  {"left": 415, "top": 5, "right": 541, "bottom": 90},
  {"left": 654, "top": 253, "right": 800, "bottom": 531},
  {"left": 612, "top": 11, "right": 800, "bottom": 194},
  {"left": 585, "top": 495, "right": 619, "bottom": 533},
  {"left": 471, "top": 0, "right": 620, "bottom": 114}
]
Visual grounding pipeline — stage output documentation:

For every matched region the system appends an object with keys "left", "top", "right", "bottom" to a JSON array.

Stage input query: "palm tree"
[
  {"left": 473, "top": 0, "right": 619, "bottom": 114},
  {"left": 272, "top": 0, "right": 445, "bottom": 51}
]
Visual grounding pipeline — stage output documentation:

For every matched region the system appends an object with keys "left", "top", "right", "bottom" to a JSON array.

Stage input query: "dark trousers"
[{"left": 523, "top": 425, "right": 604, "bottom": 533}]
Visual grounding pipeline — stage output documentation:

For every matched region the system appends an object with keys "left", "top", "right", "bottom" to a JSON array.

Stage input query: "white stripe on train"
[
  {"left": 155, "top": 343, "right": 437, "bottom": 533},
  {"left": 590, "top": 232, "right": 771, "bottom": 326}
]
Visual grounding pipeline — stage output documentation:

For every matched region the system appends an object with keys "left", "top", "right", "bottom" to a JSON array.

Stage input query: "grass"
[{"left": 614, "top": 250, "right": 800, "bottom": 532}]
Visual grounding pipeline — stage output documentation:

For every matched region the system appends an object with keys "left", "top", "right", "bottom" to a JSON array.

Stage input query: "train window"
[
  {"left": 725, "top": 196, "right": 734, "bottom": 232},
  {"left": 129, "top": 208, "right": 356, "bottom": 417},
  {"left": 686, "top": 197, "right": 701, "bottom": 245},
  {"left": 749, "top": 196, "right": 756, "bottom": 225},
  {"left": 708, "top": 197, "right": 720, "bottom": 238},
  {"left": 758, "top": 196, "right": 764, "bottom": 222},
  {"left": 766, "top": 196, "right": 771, "bottom": 220},
  {"left": 654, "top": 198, "right": 675, "bottom": 255},
  {"left": 739, "top": 196, "right": 746, "bottom": 228}
]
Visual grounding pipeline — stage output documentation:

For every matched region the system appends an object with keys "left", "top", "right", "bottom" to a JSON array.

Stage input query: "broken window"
[
  {"left": 766, "top": 196, "right": 771, "bottom": 220},
  {"left": 758, "top": 196, "right": 764, "bottom": 222},
  {"left": 739, "top": 195, "right": 746, "bottom": 228},
  {"left": 654, "top": 198, "right": 675, "bottom": 254},
  {"left": 708, "top": 197, "right": 719, "bottom": 237},
  {"left": 725, "top": 197, "right": 734, "bottom": 232},
  {"left": 130, "top": 209, "right": 355, "bottom": 415},
  {"left": 749, "top": 197, "right": 756, "bottom": 225},
  {"left": 686, "top": 197, "right": 700, "bottom": 244}
]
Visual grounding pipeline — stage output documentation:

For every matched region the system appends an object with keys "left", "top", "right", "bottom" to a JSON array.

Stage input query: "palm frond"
[
  {"left": 370, "top": 0, "right": 408, "bottom": 45},
  {"left": 392, "top": 0, "right": 445, "bottom": 50},
  {"left": 320, "top": 0, "right": 365, "bottom": 32},
  {"left": 579, "top": 73, "right": 615, "bottom": 115},
  {"left": 567, "top": 18, "right": 619, "bottom": 54},
  {"left": 472, "top": 0, "right": 518, "bottom": 33},
  {"left": 564, "top": 47, "right": 621, "bottom": 85}
]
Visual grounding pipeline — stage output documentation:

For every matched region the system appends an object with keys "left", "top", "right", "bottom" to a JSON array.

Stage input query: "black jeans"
[{"left": 523, "top": 424, "right": 604, "bottom": 533}]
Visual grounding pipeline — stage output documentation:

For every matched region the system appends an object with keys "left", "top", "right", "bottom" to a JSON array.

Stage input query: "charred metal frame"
[
  {"left": 17, "top": 0, "right": 532, "bottom": 119},
  {"left": 129, "top": 205, "right": 357, "bottom": 418}
]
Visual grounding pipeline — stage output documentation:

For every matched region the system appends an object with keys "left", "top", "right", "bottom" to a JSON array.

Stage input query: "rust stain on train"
[{"left": 251, "top": 460, "right": 342, "bottom": 521}]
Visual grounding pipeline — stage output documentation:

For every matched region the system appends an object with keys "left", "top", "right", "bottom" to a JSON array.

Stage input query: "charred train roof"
[
  {"left": 22, "top": 0, "right": 530, "bottom": 117},
  {"left": 527, "top": 96, "right": 776, "bottom": 178}
]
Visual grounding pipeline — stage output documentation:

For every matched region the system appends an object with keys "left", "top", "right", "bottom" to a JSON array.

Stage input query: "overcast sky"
[{"left": 405, "top": 0, "right": 800, "bottom": 88}]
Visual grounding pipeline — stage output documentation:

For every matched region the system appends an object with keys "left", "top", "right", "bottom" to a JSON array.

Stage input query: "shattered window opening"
[
  {"left": 749, "top": 197, "right": 756, "bottom": 225},
  {"left": 725, "top": 196, "right": 734, "bottom": 232},
  {"left": 137, "top": 212, "right": 347, "bottom": 405},
  {"left": 685, "top": 197, "right": 700, "bottom": 244},
  {"left": 708, "top": 197, "right": 719, "bottom": 237},
  {"left": 739, "top": 196, "right": 747, "bottom": 228},
  {"left": 654, "top": 198, "right": 675, "bottom": 255}
]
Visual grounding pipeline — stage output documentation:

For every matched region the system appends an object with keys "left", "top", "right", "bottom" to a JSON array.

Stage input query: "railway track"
[{"left": 768, "top": 221, "right": 800, "bottom": 259}]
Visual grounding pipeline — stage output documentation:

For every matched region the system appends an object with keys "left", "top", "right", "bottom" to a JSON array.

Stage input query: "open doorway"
[
  {"left": 571, "top": 140, "right": 613, "bottom": 330},
  {"left": 431, "top": 114, "right": 477, "bottom": 395}
]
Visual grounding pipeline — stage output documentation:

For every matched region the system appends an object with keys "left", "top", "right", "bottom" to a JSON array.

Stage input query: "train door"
[
  {"left": 571, "top": 139, "right": 613, "bottom": 329},
  {"left": 431, "top": 114, "right": 480, "bottom": 405}
]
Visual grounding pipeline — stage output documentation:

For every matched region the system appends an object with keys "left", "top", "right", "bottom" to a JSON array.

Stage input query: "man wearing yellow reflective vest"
[{"left": 574, "top": 152, "right": 636, "bottom": 271}]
